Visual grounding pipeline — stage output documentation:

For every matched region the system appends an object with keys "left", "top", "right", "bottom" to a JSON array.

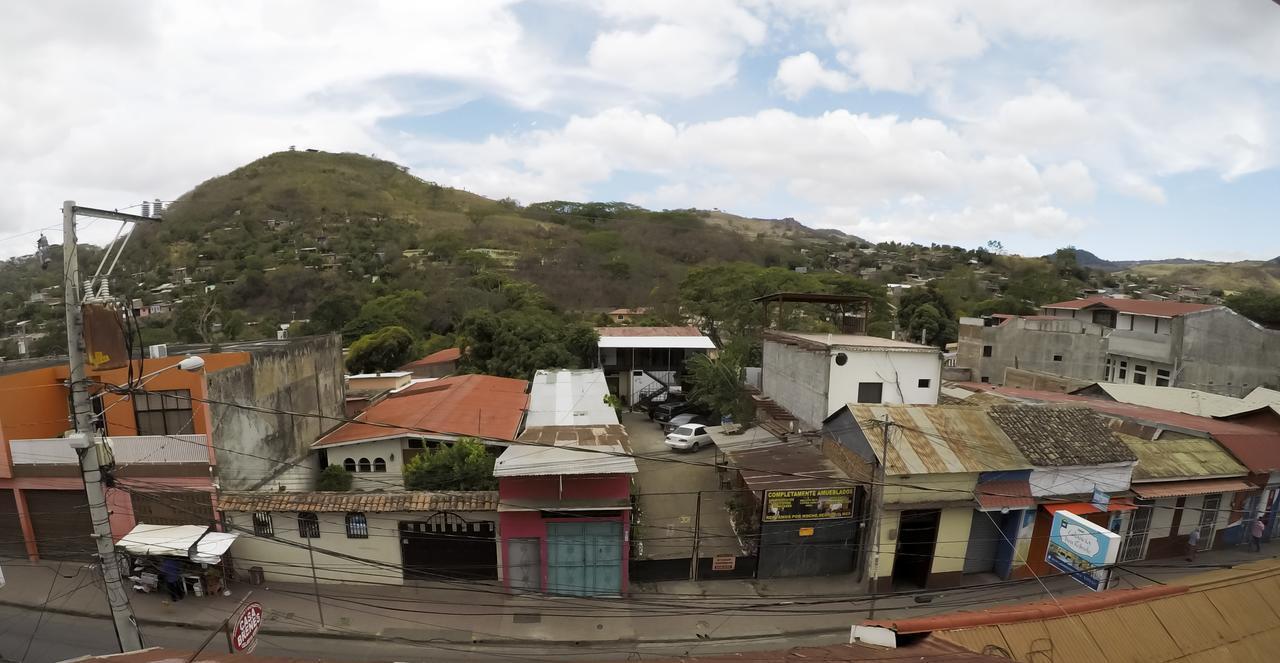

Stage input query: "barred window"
[
  {"left": 252, "top": 512, "right": 273, "bottom": 537},
  {"left": 298, "top": 512, "right": 320, "bottom": 539},
  {"left": 346, "top": 512, "right": 369, "bottom": 539}
]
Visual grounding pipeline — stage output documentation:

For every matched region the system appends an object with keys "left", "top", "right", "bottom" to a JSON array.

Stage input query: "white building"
[{"left": 761, "top": 330, "right": 942, "bottom": 430}]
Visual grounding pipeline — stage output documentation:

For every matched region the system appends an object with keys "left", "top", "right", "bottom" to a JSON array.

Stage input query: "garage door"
[
  {"left": 964, "top": 510, "right": 1002, "bottom": 575},
  {"left": 0, "top": 490, "right": 28, "bottom": 559},
  {"left": 547, "top": 521, "right": 622, "bottom": 597},
  {"left": 25, "top": 490, "right": 94, "bottom": 559},
  {"left": 400, "top": 514, "right": 497, "bottom": 581}
]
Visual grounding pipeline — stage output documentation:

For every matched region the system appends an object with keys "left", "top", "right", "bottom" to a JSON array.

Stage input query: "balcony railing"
[{"left": 9, "top": 435, "right": 210, "bottom": 466}]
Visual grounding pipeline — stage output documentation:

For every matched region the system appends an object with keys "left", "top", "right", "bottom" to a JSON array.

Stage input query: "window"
[
  {"left": 1153, "top": 318, "right": 1161, "bottom": 334},
  {"left": 1052, "top": 354, "right": 1063, "bottom": 362},
  {"left": 917, "top": 378, "right": 931, "bottom": 389},
  {"left": 252, "top": 512, "right": 273, "bottom": 537},
  {"left": 298, "top": 513, "right": 320, "bottom": 538},
  {"left": 982, "top": 345, "right": 993, "bottom": 357},
  {"left": 1156, "top": 368, "right": 1171, "bottom": 387},
  {"left": 980, "top": 376, "right": 990, "bottom": 383},
  {"left": 358, "top": 458, "right": 371, "bottom": 473},
  {"left": 1133, "top": 364, "right": 1148, "bottom": 386},
  {"left": 856, "top": 382, "right": 883, "bottom": 404},
  {"left": 1119, "top": 360, "right": 1127, "bottom": 380},
  {"left": 407, "top": 439, "right": 424, "bottom": 449},
  {"left": 133, "top": 389, "right": 195, "bottom": 436},
  {"left": 373, "top": 458, "right": 386, "bottom": 472},
  {"left": 343, "top": 458, "right": 356, "bottom": 472},
  {"left": 345, "top": 512, "right": 368, "bottom": 539}
]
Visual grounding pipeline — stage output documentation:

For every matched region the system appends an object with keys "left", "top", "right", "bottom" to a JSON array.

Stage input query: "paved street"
[{"left": 625, "top": 412, "right": 745, "bottom": 560}]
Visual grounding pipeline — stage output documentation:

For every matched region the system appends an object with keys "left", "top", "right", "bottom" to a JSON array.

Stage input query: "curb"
[{"left": 0, "top": 599, "right": 848, "bottom": 646}]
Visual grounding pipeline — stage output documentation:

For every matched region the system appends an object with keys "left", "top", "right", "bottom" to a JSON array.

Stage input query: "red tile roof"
[
  {"left": 595, "top": 325, "right": 704, "bottom": 337},
  {"left": 1041, "top": 296, "right": 1218, "bottom": 317},
  {"left": 219, "top": 490, "right": 498, "bottom": 513},
  {"left": 401, "top": 346, "right": 461, "bottom": 367},
  {"left": 315, "top": 374, "right": 528, "bottom": 448},
  {"left": 959, "top": 383, "right": 1280, "bottom": 473}
]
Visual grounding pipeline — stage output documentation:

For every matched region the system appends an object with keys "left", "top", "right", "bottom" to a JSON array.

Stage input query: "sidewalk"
[{"left": 3, "top": 540, "right": 1278, "bottom": 646}]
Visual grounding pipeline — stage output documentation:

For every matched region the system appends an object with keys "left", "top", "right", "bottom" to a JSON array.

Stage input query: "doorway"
[
  {"left": 507, "top": 537, "right": 541, "bottom": 591},
  {"left": 400, "top": 514, "right": 497, "bottom": 580},
  {"left": 892, "top": 509, "right": 940, "bottom": 588},
  {"left": 1195, "top": 494, "right": 1221, "bottom": 551},
  {"left": 546, "top": 521, "right": 623, "bottom": 596}
]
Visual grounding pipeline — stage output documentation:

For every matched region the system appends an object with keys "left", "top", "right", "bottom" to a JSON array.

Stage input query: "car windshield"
[{"left": 673, "top": 426, "right": 697, "bottom": 436}]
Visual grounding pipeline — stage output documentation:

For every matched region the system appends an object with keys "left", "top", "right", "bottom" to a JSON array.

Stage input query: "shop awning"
[
  {"left": 117, "top": 523, "right": 238, "bottom": 564},
  {"left": 1045, "top": 498, "right": 1137, "bottom": 515},
  {"left": 975, "top": 478, "right": 1036, "bottom": 512},
  {"left": 1131, "top": 478, "right": 1255, "bottom": 499}
]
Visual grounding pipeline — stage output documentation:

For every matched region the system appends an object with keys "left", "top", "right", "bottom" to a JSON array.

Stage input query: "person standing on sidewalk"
[
  {"left": 1251, "top": 516, "right": 1267, "bottom": 552},
  {"left": 1186, "top": 529, "right": 1201, "bottom": 561},
  {"left": 161, "top": 557, "right": 184, "bottom": 601}
]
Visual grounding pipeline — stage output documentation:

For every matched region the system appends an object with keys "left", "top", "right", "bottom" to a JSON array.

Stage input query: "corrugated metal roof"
[
  {"left": 596, "top": 335, "right": 716, "bottom": 349},
  {"left": 847, "top": 405, "right": 1031, "bottom": 475},
  {"left": 975, "top": 478, "right": 1035, "bottom": 511},
  {"left": 1120, "top": 432, "right": 1248, "bottom": 481},
  {"left": 62, "top": 647, "right": 340, "bottom": 663},
  {"left": 726, "top": 437, "right": 849, "bottom": 491},
  {"left": 493, "top": 443, "right": 637, "bottom": 477},
  {"left": 766, "top": 330, "right": 937, "bottom": 352},
  {"left": 525, "top": 369, "right": 618, "bottom": 427},
  {"left": 1131, "top": 477, "right": 1255, "bottom": 499},
  {"left": 315, "top": 374, "right": 529, "bottom": 448},
  {"left": 596, "top": 325, "right": 705, "bottom": 337},
  {"left": 1075, "top": 382, "right": 1279, "bottom": 418},
  {"left": 218, "top": 490, "right": 498, "bottom": 513}
]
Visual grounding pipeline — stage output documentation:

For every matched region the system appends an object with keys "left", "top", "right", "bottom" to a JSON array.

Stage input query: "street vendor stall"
[{"left": 117, "top": 523, "right": 238, "bottom": 598}]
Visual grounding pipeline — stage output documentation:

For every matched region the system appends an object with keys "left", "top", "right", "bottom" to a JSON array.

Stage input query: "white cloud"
[
  {"left": 1041, "top": 161, "right": 1097, "bottom": 204},
  {"left": 825, "top": 1, "right": 986, "bottom": 93},
  {"left": 773, "top": 52, "right": 851, "bottom": 100}
]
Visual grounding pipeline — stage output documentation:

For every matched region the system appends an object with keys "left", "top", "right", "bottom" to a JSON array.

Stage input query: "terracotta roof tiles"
[
  {"left": 218, "top": 490, "right": 498, "bottom": 513},
  {"left": 987, "top": 404, "right": 1137, "bottom": 467},
  {"left": 1041, "top": 296, "right": 1218, "bottom": 317}
]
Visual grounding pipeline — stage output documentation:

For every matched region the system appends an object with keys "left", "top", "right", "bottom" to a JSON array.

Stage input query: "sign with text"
[
  {"left": 711, "top": 555, "right": 736, "bottom": 571},
  {"left": 231, "top": 602, "right": 264, "bottom": 653},
  {"left": 1046, "top": 510, "right": 1119, "bottom": 591},
  {"left": 763, "top": 487, "right": 854, "bottom": 522},
  {"left": 1090, "top": 487, "right": 1111, "bottom": 513}
]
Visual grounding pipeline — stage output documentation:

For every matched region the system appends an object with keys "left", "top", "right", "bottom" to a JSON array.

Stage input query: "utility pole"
[
  {"left": 866, "top": 417, "right": 893, "bottom": 620},
  {"left": 64, "top": 200, "right": 157, "bottom": 653},
  {"left": 305, "top": 534, "right": 326, "bottom": 627},
  {"left": 689, "top": 490, "right": 703, "bottom": 581}
]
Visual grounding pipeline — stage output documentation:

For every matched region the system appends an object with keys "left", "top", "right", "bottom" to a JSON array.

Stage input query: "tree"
[
  {"left": 1226, "top": 289, "right": 1280, "bottom": 328},
  {"left": 906, "top": 303, "right": 945, "bottom": 346},
  {"left": 317, "top": 465, "right": 353, "bottom": 491},
  {"left": 455, "top": 307, "right": 597, "bottom": 379},
  {"left": 897, "top": 286, "right": 957, "bottom": 348},
  {"left": 345, "top": 326, "right": 415, "bottom": 374},
  {"left": 403, "top": 439, "right": 497, "bottom": 491},
  {"left": 341, "top": 290, "right": 432, "bottom": 342},
  {"left": 685, "top": 351, "right": 754, "bottom": 426}
]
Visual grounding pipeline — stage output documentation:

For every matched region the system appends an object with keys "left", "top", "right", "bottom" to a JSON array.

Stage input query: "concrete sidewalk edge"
[{"left": 0, "top": 597, "right": 849, "bottom": 646}]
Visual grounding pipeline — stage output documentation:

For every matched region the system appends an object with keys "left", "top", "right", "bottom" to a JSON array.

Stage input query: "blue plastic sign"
[
  {"left": 1045, "top": 510, "right": 1120, "bottom": 591},
  {"left": 1090, "top": 486, "right": 1110, "bottom": 513}
]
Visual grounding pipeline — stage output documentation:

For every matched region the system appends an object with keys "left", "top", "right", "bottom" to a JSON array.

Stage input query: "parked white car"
[{"left": 664, "top": 424, "right": 713, "bottom": 452}]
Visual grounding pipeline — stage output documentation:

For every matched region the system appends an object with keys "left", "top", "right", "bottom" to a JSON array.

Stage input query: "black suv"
[{"left": 652, "top": 399, "right": 702, "bottom": 423}]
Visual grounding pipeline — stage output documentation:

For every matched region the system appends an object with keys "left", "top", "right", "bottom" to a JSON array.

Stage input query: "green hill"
[{"left": 1119, "top": 261, "right": 1280, "bottom": 294}]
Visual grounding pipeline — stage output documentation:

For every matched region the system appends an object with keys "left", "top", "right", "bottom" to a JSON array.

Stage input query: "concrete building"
[
  {"left": 595, "top": 326, "right": 715, "bottom": 407},
  {"left": 0, "top": 336, "right": 344, "bottom": 560},
  {"left": 219, "top": 491, "right": 499, "bottom": 585},
  {"left": 762, "top": 330, "right": 942, "bottom": 430},
  {"left": 957, "top": 297, "right": 1280, "bottom": 397},
  {"left": 312, "top": 374, "right": 529, "bottom": 491}
]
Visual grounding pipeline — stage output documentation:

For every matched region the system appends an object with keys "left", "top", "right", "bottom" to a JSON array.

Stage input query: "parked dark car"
[
  {"left": 653, "top": 400, "right": 704, "bottom": 423},
  {"left": 646, "top": 395, "right": 686, "bottom": 420},
  {"left": 661, "top": 412, "right": 719, "bottom": 434}
]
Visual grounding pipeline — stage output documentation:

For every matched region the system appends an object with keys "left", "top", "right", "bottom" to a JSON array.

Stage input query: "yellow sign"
[
  {"left": 798, "top": 527, "right": 815, "bottom": 537},
  {"left": 763, "top": 487, "right": 855, "bottom": 522}
]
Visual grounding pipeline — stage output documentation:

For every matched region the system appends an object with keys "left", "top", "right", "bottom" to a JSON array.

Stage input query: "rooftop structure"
[
  {"left": 525, "top": 369, "right": 617, "bottom": 427},
  {"left": 841, "top": 404, "right": 1030, "bottom": 475}
]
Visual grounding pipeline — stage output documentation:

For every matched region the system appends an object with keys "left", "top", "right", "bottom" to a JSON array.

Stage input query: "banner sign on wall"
[
  {"left": 1046, "top": 510, "right": 1120, "bottom": 591},
  {"left": 763, "top": 487, "right": 854, "bottom": 522}
]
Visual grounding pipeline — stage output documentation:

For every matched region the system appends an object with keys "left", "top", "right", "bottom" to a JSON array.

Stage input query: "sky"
[{"left": 2, "top": 1, "right": 1278, "bottom": 261}]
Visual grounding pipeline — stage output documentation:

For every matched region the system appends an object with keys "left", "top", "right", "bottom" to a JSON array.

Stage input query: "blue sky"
[{"left": 3, "top": 1, "right": 1278, "bottom": 261}]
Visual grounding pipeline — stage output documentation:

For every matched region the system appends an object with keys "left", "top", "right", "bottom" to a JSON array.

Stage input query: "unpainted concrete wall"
[
  {"left": 207, "top": 335, "right": 345, "bottom": 490},
  {"left": 956, "top": 318, "right": 1106, "bottom": 385},
  {"left": 1175, "top": 309, "right": 1280, "bottom": 397},
  {"left": 761, "top": 340, "right": 830, "bottom": 430}
]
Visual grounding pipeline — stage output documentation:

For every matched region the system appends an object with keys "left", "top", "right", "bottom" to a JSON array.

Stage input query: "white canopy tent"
[{"left": 117, "top": 523, "right": 238, "bottom": 565}]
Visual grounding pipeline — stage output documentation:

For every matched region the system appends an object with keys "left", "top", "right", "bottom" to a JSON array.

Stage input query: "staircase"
[{"left": 632, "top": 370, "right": 675, "bottom": 409}]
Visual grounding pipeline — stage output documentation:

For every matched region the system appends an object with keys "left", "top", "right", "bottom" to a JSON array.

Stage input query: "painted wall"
[
  {"left": 499, "top": 474, "right": 631, "bottom": 504},
  {"left": 328, "top": 438, "right": 404, "bottom": 491},
  {"left": 825, "top": 349, "right": 941, "bottom": 413},
  {"left": 206, "top": 335, "right": 345, "bottom": 490},
  {"left": 883, "top": 474, "right": 978, "bottom": 505},
  {"left": 497, "top": 510, "right": 630, "bottom": 594},
  {"left": 931, "top": 507, "right": 974, "bottom": 577},
  {"left": 761, "top": 340, "right": 830, "bottom": 430},
  {"left": 1027, "top": 463, "right": 1133, "bottom": 497},
  {"left": 223, "top": 509, "right": 497, "bottom": 585}
]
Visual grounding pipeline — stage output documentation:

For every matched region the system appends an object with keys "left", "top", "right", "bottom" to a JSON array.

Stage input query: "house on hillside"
[
  {"left": 605, "top": 307, "right": 651, "bottom": 324},
  {"left": 957, "top": 296, "right": 1280, "bottom": 397},
  {"left": 595, "top": 326, "right": 715, "bottom": 407},
  {"left": 312, "top": 374, "right": 529, "bottom": 490},
  {"left": 0, "top": 336, "right": 344, "bottom": 560},
  {"left": 399, "top": 347, "right": 460, "bottom": 379}
]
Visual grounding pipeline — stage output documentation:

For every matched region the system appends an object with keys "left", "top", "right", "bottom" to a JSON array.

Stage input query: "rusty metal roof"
[
  {"left": 846, "top": 405, "right": 1032, "bottom": 476},
  {"left": 218, "top": 490, "right": 498, "bottom": 513},
  {"left": 1120, "top": 432, "right": 1248, "bottom": 481}
]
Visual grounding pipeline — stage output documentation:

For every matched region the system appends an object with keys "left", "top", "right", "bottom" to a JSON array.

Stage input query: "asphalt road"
[{"left": 0, "top": 604, "right": 847, "bottom": 663}]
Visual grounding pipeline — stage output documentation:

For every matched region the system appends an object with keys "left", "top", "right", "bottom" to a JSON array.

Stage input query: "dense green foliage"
[
  {"left": 685, "top": 351, "right": 754, "bottom": 426},
  {"left": 403, "top": 439, "right": 497, "bottom": 491},
  {"left": 1226, "top": 289, "right": 1280, "bottom": 328},
  {"left": 897, "top": 287, "right": 957, "bottom": 348},
  {"left": 456, "top": 307, "right": 597, "bottom": 379},
  {"left": 345, "top": 326, "right": 415, "bottom": 374},
  {"left": 316, "top": 464, "right": 354, "bottom": 491}
]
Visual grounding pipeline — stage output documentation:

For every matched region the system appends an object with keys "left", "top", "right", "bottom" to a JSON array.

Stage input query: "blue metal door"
[{"left": 546, "top": 521, "right": 622, "bottom": 596}]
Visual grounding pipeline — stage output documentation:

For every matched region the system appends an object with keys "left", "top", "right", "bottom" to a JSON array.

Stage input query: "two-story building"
[
  {"left": 957, "top": 297, "right": 1280, "bottom": 397},
  {"left": 595, "top": 326, "right": 715, "bottom": 407}
]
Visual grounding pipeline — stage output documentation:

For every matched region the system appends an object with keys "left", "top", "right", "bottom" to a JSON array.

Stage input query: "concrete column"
[{"left": 13, "top": 488, "right": 38, "bottom": 561}]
